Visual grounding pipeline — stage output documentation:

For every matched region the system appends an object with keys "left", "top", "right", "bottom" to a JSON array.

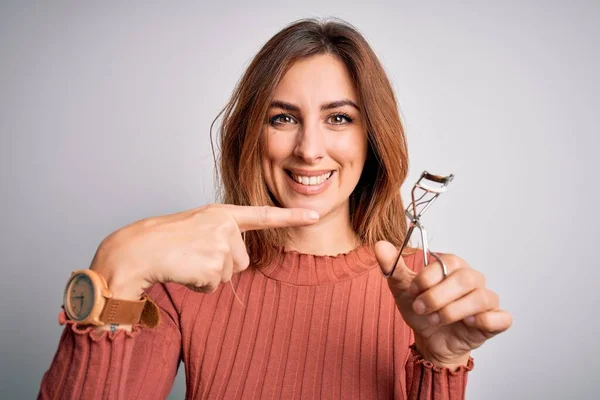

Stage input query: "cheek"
[
  {"left": 328, "top": 132, "right": 368, "bottom": 168},
  {"left": 262, "top": 131, "right": 293, "bottom": 191},
  {"left": 264, "top": 131, "right": 295, "bottom": 162}
]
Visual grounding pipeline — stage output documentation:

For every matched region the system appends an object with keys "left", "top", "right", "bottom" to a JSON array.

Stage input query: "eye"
[
  {"left": 269, "top": 114, "right": 298, "bottom": 126},
  {"left": 328, "top": 113, "right": 353, "bottom": 125}
]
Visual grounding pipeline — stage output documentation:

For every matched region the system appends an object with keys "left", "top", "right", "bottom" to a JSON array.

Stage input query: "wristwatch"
[{"left": 63, "top": 269, "right": 148, "bottom": 326}]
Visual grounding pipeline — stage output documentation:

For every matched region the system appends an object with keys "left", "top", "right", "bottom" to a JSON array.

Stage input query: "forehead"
[{"left": 272, "top": 53, "right": 358, "bottom": 105}]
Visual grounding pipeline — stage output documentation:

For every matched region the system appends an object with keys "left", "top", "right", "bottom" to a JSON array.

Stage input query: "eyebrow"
[{"left": 269, "top": 99, "right": 361, "bottom": 112}]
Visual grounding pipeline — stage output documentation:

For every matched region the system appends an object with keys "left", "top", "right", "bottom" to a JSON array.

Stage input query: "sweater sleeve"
[
  {"left": 404, "top": 342, "right": 474, "bottom": 399},
  {"left": 38, "top": 283, "right": 182, "bottom": 400}
]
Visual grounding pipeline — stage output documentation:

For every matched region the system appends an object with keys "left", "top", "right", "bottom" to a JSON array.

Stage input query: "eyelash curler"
[{"left": 382, "top": 170, "right": 455, "bottom": 280}]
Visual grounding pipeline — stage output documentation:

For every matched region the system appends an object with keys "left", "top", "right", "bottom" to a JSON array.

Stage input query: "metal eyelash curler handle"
[{"left": 381, "top": 170, "right": 455, "bottom": 279}]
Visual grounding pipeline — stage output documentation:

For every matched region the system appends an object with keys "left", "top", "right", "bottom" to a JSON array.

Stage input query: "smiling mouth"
[{"left": 285, "top": 170, "right": 334, "bottom": 186}]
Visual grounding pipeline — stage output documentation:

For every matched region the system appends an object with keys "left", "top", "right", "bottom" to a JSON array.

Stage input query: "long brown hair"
[{"left": 211, "top": 17, "right": 415, "bottom": 267}]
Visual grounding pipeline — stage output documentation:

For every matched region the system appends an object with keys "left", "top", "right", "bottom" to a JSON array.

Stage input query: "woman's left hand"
[{"left": 375, "top": 241, "right": 513, "bottom": 370}]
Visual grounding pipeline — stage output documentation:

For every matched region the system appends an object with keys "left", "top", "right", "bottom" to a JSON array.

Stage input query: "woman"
[{"left": 39, "top": 18, "right": 512, "bottom": 399}]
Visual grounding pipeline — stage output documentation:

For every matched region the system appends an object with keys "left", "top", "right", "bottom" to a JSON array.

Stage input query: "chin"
[
  {"left": 283, "top": 194, "right": 344, "bottom": 220},
  {"left": 282, "top": 197, "right": 328, "bottom": 213}
]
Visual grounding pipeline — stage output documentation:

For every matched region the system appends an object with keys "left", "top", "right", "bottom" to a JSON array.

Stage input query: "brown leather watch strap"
[
  {"left": 138, "top": 295, "right": 161, "bottom": 328},
  {"left": 99, "top": 296, "right": 147, "bottom": 325}
]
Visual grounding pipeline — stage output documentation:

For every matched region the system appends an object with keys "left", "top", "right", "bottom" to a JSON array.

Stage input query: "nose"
[{"left": 293, "top": 121, "right": 325, "bottom": 164}]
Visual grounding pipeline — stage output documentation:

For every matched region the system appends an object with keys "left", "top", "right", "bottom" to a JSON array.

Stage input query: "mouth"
[
  {"left": 283, "top": 168, "right": 336, "bottom": 195},
  {"left": 284, "top": 169, "right": 334, "bottom": 186}
]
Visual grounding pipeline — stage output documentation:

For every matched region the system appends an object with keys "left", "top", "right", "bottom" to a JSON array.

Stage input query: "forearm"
[
  {"left": 39, "top": 312, "right": 143, "bottom": 399},
  {"left": 405, "top": 342, "right": 474, "bottom": 400},
  {"left": 39, "top": 284, "right": 181, "bottom": 399}
]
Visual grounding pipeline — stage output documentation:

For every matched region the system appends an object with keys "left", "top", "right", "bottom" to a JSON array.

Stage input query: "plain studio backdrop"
[{"left": 1, "top": 1, "right": 598, "bottom": 399}]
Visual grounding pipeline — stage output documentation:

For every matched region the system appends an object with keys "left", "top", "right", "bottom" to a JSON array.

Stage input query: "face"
[{"left": 262, "top": 54, "right": 368, "bottom": 220}]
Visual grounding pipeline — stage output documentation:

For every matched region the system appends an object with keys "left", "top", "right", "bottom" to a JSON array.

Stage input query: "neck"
[{"left": 284, "top": 201, "right": 360, "bottom": 256}]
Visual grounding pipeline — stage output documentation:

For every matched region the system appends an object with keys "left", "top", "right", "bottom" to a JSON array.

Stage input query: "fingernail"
[
  {"left": 413, "top": 299, "right": 426, "bottom": 314},
  {"left": 429, "top": 312, "right": 439, "bottom": 325},
  {"left": 464, "top": 316, "right": 475, "bottom": 324},
  {"left": 304, "top": 210, "right": 319, "bottom": 220},
  {"left": 408, "top": 283, "right": 418, "bottom": 296}
]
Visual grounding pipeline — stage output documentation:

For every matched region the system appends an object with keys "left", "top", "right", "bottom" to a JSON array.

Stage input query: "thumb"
[{"left": 374, "top": 240, "right": 417, "bottom": 294}]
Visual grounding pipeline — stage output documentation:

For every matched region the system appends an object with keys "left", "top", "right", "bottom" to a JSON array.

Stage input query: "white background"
[{"left": 1, "top": 1, "right": 598, "bottom": 398}]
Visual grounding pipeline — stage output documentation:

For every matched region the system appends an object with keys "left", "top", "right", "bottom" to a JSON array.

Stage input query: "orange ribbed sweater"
[{"left": 39, "top": 246, "right": 474, "bottom": 399}]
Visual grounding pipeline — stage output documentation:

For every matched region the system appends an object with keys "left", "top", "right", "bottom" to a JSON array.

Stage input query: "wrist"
[
  {"left": 91, "top": 243, "right": 146, "bottom": 301},
  {"left": 428, "top": 355, "right": 471, "bottom": 372},
  {"left": 103, "top": 272, "right": 146, "bottom": 301},
  {"left": 412, "top": 340, "right": 471, "bottom": 372},
  {"left": 93, "top": 323, "right": 134, "bottom": 334}
]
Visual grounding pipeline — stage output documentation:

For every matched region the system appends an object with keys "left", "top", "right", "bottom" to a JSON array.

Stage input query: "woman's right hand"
[{"left": 90, "top": 204, "right": 320, "bottom": 301}]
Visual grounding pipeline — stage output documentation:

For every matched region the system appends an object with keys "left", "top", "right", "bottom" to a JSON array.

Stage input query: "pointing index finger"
[{"left": 222, "top": 205, "right": 320, "bottom": 231}]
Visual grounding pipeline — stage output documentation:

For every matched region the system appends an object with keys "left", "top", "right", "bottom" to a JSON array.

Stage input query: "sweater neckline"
[{"left": 257, "top": 244, "right": 380, "bottom": 286}]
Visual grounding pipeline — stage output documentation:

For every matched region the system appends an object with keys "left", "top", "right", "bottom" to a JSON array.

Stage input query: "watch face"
[{"left": 65, "top": 273, "right": 95, "bottom": 321}]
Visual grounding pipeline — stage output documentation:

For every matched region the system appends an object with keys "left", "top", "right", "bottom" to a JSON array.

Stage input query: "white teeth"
[{"left": 290, "top": 171, "right": 333, "bottom": 186}]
